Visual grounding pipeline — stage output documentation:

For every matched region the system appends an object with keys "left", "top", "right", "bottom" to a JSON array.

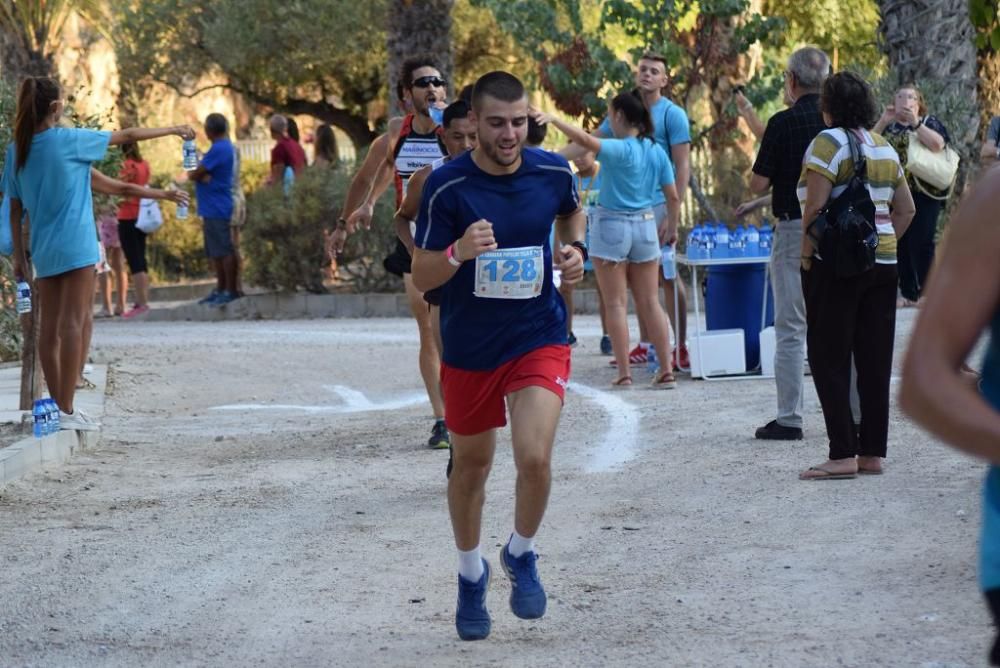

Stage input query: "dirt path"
[{"left": 0, "top": 312, "right": 989, "bottom": 667}]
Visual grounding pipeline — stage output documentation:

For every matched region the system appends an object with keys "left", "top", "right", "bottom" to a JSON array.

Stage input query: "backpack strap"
[{"left": 844, "top": 128, "right": 868, "bottom": 181}]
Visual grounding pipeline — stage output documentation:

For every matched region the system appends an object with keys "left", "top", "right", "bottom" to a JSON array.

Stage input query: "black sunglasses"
[{"left": 411, "top": 76, "right": 447, "bottom": 89}]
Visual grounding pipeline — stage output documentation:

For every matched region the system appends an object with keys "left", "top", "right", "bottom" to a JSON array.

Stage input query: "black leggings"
[{"left": 118, "top": 219, "right": 148, "bottom": 274}]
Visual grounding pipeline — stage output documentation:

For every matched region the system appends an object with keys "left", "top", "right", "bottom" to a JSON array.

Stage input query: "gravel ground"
[{"left": 0, "top": 310, "right": 991, "bottom": 667}]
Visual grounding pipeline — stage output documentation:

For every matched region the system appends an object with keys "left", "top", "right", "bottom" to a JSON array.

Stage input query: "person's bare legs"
[
  {"left": 404, "top": 273, "right": 445, "bottom": 419},
  {"left": 663, "top": 276, "right": 688, "bottom": 352},
  {"left": 108, "top": 246, "right": 127, "bottom": 314},
  {"left": 98, "top": 271, "right": 113, "bottom": 315},
  {"left": 132, "top": 271, "right": 150, "bottom": 307},
  {"left": 596, "top": 279, "right": 609, "bottom": 337},
  {"left": 221, "top": 255, "right": 238, "bottom": 294},
  {"left": 507, "top": 386, "right": 562, "bottom": 538},
  {"left": 449, "top": 429, "right": 498, "bottom": 550},
  {"left": 78, "top": 294, "right": 94, "bottom": 388},
  {"left": 37, "top": 267, "right": 94, "bottom": 413},
  {"left": 595, "top": 259, "right": 631, "bottom": 382},
  {"left": 630, "top": 261, "right": 674, "bottom": 380},
  {"left": 430, "top": 304, "right": 443, "bottom": 358}
]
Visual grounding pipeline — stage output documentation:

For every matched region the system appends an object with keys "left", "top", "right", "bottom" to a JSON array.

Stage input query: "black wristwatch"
[{"left": 569, "top": 240, "right": 589, "bottom": 262}]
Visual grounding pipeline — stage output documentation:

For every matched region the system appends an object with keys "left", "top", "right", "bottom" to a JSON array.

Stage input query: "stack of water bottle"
[
  {"left": 32, "top": 396, "right": 60, "bottom": 438},
  {"left": 685, "top": 221, "right": 774, "bottom": 260}
]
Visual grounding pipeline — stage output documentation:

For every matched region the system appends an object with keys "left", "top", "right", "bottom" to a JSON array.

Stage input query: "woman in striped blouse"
[{"left": 796, "top": 71, "right": 916, "bottom": 480}]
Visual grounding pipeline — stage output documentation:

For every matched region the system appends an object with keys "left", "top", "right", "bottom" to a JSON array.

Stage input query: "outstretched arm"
[
  {"left": 109, "top": 125, "right": 194, "bottom": 146},
  {"left": 90, "top": 168, "right": 189, "bottom": 205}
]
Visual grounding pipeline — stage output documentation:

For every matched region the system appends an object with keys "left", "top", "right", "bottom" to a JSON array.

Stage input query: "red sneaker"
[
  {"left": 608, "top": 344, "right": 648, "bottom": 367},
  {"left": 678, "top": 344, "right": 690, "bottom": 369}
]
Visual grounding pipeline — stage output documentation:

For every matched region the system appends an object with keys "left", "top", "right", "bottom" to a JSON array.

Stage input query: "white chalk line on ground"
[
  {"left": 209, "top": 385, "right": 428, "bottom": 415},
  {"left": 566, "top": 381, "right": 640, "bottom": 474}
]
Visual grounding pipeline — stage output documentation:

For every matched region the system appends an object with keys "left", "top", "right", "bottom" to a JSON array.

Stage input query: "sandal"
[
  {"left": 95, "top": 310, "right": 113, "bottom": 319},
  {"left": 76, "top": 377, "right": 97, "bottom": 391},
  {"left": 611, "top": 375, "right": 633, "bottom": 388},
  {"left": 652, "top": 371, "right": 677, "bottom": 390}
]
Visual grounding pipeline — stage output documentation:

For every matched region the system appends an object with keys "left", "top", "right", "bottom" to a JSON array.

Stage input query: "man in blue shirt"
[
  {"left": 595, "top": 53, "right": 692, "bottom": 370},
  {"left": 412, "top": 71, "right": 586, "bottom": 641},
  {"left": 190, "top": 113, "right": 237, "bottom": 306}
]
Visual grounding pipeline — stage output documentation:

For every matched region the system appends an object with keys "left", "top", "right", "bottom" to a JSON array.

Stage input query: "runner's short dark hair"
[
  {"left": 402, "top": 56, "right": 439, "bottom": 88},
  {"left": 458, "top": 84, "right": 475, "bottom": 104},
  {"left": 472, "top": 71, "right": 525, "bottom": 111},
  {"left": 205, "top": 113, "right": 228, "bottom": 137},
  {"left": 443, "top": 100, "right": 471, "bottom": 128}
]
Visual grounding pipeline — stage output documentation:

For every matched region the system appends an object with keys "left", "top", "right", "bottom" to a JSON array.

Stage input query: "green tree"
[
  {"left": 111, "top": 0, "right": 387, "bottom": 149},
  {"left": 0, "top": 0, "right": 105, "bottom": 81},
  {"left": 763, "top": 0, "right": 883, "bottom": 72}
]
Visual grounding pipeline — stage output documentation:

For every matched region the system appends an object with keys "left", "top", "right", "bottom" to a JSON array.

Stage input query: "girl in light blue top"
[
  {"left": 534, "top": 92, "right": 681, "bottom": 388},
  {"left": 7, "top": 76, "right": 194, "bottom": 430},
  {"left": 901, "top": 167, "right": 1000, "bottom": 665}
]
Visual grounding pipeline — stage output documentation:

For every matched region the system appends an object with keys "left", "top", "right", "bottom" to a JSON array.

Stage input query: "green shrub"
[{"left": 243, "top": 166, "right": 400, "bottom": 293}]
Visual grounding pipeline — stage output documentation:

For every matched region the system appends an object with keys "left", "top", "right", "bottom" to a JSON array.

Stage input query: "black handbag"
[{"left": 806, "top": 129, "right": 878, "bottom": 278}]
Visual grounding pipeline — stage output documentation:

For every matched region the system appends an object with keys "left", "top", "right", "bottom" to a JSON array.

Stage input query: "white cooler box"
[
  {"left": 688, "top": 329, "right": 746, "bottom": 379},
  {"left": 759, "top": 326, "right": 776, "bottom": 377}
]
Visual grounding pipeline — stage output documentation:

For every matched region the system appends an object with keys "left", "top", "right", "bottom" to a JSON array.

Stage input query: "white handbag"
[
  {"left": 135, "top": 198, "right": 164, "bottom": 234},
  {"left": 906, "top": 131, "right": 959, "bottom": 195}
]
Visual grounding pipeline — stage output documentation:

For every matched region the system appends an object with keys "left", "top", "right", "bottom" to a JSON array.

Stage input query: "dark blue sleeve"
[
  {"left": 415, "top": 171, "right": 458, "bottom": 251},
  {"left": 924, "top": 115, "right": 951, "bottom": 144}
]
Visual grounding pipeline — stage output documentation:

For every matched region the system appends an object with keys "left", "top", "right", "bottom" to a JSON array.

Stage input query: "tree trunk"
[
  {"left": 386, "top": 0, "right": 455, "bottom": 117},
  {"left": 877, "top": 0, "right": 979, "bottom": 193}
]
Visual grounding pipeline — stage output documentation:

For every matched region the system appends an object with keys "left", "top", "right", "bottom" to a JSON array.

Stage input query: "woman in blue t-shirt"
[
  {"left": 7, "top": 76, "right": 194, "bottom": 431},
  {"left": 534, "top": 92, "right": 681, "bottom": 388}
]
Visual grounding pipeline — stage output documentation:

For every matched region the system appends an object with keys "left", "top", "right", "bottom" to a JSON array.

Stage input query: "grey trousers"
[{"left": 771, "top": 220, "right": 807, "bottom": 428}]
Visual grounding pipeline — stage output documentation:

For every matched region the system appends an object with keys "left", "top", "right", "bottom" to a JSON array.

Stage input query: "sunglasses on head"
[{"left": 411, "top": 76, "right": 447, "bottom": 89}]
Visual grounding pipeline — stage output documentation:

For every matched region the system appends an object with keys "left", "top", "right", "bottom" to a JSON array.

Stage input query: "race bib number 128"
[{"left": 474, "top": 246, "right": 544, "bottom": 299}]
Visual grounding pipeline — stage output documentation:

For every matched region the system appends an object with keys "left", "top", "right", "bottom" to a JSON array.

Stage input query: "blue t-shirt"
[
  {"left": 596, "top": 137, "right": 673, "bottom": 211},
  {"left": 978, "top": 312, "right": 1000, "bottom": 592},
  {"left": 415, "top": 147, "right": 580, "bottom": 371},
  {"left": 196, "top": 138, "right": 235, "bottom": 220},
  {"left": 6, "top": 128, "right": 109, "bottom": 278},
  {"left": 599, "top": 97, "right": 690, "bottom": 205}
]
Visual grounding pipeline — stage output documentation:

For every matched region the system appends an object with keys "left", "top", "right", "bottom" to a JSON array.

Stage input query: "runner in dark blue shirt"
[{"left": 412, "top": 71, "right": 586, "bottom": 642}]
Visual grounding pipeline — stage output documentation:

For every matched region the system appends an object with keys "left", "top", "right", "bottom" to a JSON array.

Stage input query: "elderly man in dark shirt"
[{"left": 736, "top": 47, "right": 831, "bottom": 441}]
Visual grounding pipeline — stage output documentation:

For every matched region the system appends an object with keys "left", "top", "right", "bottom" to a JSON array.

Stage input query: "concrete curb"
[
  {"left": 0, "top": 365, "right": 107, "bottom": 486},
  {"left": 142, "top": 289, "right": 611, "bottom": 322}
]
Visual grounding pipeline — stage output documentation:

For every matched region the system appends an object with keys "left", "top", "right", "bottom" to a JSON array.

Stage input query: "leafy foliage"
[
  {"left": 971, "top": 0, "right": 1000, "bottom": 50},
  {"left": 242, "top": 166, "right": 398, "bottom": 293}
]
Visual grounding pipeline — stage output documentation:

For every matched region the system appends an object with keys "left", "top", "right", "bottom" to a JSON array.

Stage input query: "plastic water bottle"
[
  {"left": 15, "top": 280, "right": 31, "bottom": 314},
  {"left": 175, "top": 197, "right": 188, "bottom": 220},
  {"left": 745, "top": 224, "right": 761, "bottom": 257},
  {"left": 661, "top": 244, "right": 675, "bottom": 280},
  {"left": 182, "top": 139, "right": 198, "bottom": 171},
  {"left": 33, "top": 400, "right": 45, "bottom": 438},
  {"left": 686, "top": 227, "right": 699, "bottom": 260},
  {"left": 283, "top": 165, "right": 295, "bottom": 197},
  {"left": 702, "top": 223, "right": 716, "bottom": 259},
  {"left": 759, "top": 220, "right": 773, "bottom": 257},
  {"left": 45, "top": 399, "right": 58, "bottom": 434},
  {"left": 647, "top": 345, "right": 658, "bottom": 373},
  {"left": 728, "top": 225, "right": 745, "bottom": 258},
  {"left": 714, "top": 224, "right": 730, "bottom": 259},
  {"left": 429, "top": 106, "right": 444, "bottom": 125}
]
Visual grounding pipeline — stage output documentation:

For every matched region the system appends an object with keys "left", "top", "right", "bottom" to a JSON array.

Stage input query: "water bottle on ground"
[
  {"left": 15, "top": 280, "right": 30, "bottom": 315},
  {"left": 48, "top": 399, "right": 60, "bottom": 433},
  {"left": 714, "top": 223, "right": 730, "bottom": 259},
  {"left": 745, "top": 224, "right": 761, "bottom": 257},
  {"left": 33, "top": 400, "right": 45, "bottom": 438},
  {"left": 182, "top": 139, "right": 198, "bottom": 171},
  {"left": 647, "top": 345, "right": 658, "bottom": 374}
]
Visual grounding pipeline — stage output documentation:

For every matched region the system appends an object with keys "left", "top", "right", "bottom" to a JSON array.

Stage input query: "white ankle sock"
[
  {"left": 507, "top": 530, "right": 534, "bottom": 558},
  {"left": 458, "top": 547, "right": 483, "bottom": 582},
  {"left": 639, "top": 341, "right": 651, "bottom": 349}
]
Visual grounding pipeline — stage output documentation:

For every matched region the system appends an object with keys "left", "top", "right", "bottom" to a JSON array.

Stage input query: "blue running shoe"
[
  {"left": 600, "top": 334, "right": 613, "bottom": 356},
  {"left": 500, "top": 541, "right": 546, "bottom": 619},
  {"left": 456, "top": 559, "right": 491, "bottom": 641}
]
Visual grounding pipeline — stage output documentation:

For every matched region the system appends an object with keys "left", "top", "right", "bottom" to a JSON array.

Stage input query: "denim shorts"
[{"left": 590, "top": 206, "right": 660, "bottom": 264}]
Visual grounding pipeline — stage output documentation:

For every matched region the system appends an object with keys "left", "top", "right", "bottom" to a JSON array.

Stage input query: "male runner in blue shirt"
[{"left": 412, "top": 71, "right": 586, "bottom": 641}]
